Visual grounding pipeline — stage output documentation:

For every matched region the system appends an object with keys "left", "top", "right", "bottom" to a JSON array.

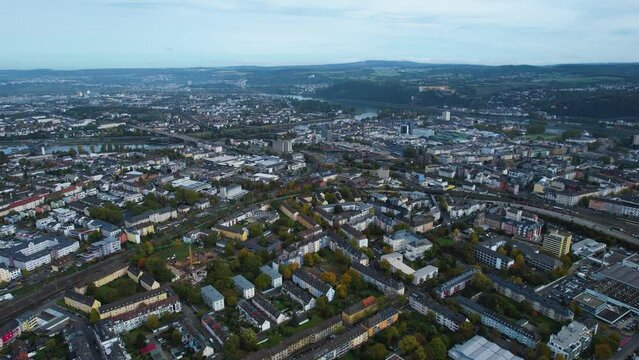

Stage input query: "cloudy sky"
[{"left": 1, "top": 0, "right": 638, "bottom": 69}]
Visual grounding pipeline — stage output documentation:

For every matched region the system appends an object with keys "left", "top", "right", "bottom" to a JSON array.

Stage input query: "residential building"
[
  {"left": 237, "top": 300, "right": 271, "bottom": 332},
  {"left": 409, "top": 292, "right": 467, "bottom": 332},
  {"left": 342, "top": 296, "right": 376, "bottom": 324},
  {"left": 282, "top": 281, "right": 316, "bottom": 311},
  {"left": 362, "top": 307, "right": 399, "bottom": 337},
  {"left": 233, "top": 275, "right": 256, "bottom": 299},
  {"left": 244, "top": 316, "right": 344, "bottom": 360},
  {"left": 548, "top": 321, "right": 598, "bottom": 360},
  {"left": 252, "top": 294, "right": 288, "bottom": 325},
  {"left": 436, "top": 268, "right": 478, "bottom": 299},
  {"left": 350, "top": 262, "right": 405, "bottom": 295},
  {"left": 260, "top": 264, "right": 283, "bottom": 288},
  {"left": 293, "top": 269, "right": 335, "bottom": 302},
  {"left": 455, "top": 296, "right": 540, "bottom": 348},
  {"left": 489, "top": 274, "right": 574, "bottom": 321},
  {"left": 201, "top": 285, "right": 225, "bottom": 311},
  {"left": 474, "top": 245, "right": 514, "bottom": 270},
  {"left": 298, "top": 325, "right": 368, "bottom": 360}
]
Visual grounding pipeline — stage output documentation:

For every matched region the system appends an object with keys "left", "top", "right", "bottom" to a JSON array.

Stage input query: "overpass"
[{"left": 128, "top": 123, "right": 215, "bottom": 147}]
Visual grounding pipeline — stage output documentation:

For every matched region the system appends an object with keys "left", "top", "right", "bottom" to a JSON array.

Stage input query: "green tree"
[
  {"left": 430, "top": 337, "right": 447, "bottom": 360},
  {"left": 146, "top": 314, "right": 160, "bottom": 330},
  {"left": 471, "top": 272, "right": 493, "bottom": 291},
  {"left": 170, "top": 329, "right": 182, "bottom": 346},
  {"left": 458, "top": 321, "right": 474, "bottom": 341},
  {"left": 398, "top": 335, "right": 419, "bottom": 355},
  {"left": 366, "top": 343, "right": 388, "bottom": 360},
  {"left": 240, "top": 328, "right": 257, "bottom": 351},
  {"left": 594, "top": 343, "right": 613, "bottom": 359},
  {"left": 320, "top": 271, "right": 337, "bottom": 286},
  {"left": 224, "top": 334, "right": 241, "bottom": 360},
  {"left": 255, "top": 273, "right": 271, "bottom": 290},
  {"left": 89, "top": 309, "right": 100, "bottom": 324}
]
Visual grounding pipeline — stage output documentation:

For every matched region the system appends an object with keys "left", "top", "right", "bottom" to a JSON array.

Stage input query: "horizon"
[
  {"left": 1, "top": 1, "right": 638, "bottom": 69},
  {"left": 2, "top": 59, "right": 639, "bottom": 72}
]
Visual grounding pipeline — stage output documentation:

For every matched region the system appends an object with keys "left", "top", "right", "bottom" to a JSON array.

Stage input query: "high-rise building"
[
  {"left": 399, "top": 123, "right": 411, "bottom": 136},
  {"left": 272, "top": 139, "right": 293, "bottom": 153},
  {"left": 442, "top": 111, "right": 451, "bottom": 121},
  {"left": 321, "top": 128, "right": 333, "bottom": 142},
  {"left": 543, "top": 229, "right": 572, "bottom": 258},
  {"left": 633, "top": 135, "right": 639, "bottom": 146}
]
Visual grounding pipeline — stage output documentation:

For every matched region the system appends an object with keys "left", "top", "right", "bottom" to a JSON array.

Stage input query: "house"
[
  {"left": 292, "top": 269, "right": 335, "bottom": 302},
  {"left": 233, "top": 275, "right": 255, "bottom": 299},
  {"left": 201, "top": 285, "right": 225, "bottom": 311},
  {"left": 237, "top": 300, "right": 270, "bottom": 332},
  {"left": 252, "top": 294, "right": 288, "bottom": 325},
  {"left": 282, "top": 281, "right": 315, "bottom": 311}
]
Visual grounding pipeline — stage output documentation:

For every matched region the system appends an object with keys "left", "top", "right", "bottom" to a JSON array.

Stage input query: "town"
[{"left": 1, "top": 63, "right": 639, "bottom": 360}]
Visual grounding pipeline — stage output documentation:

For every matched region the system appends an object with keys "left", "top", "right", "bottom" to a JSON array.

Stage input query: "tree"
[
  {"left": 143, "top": 241, "right": 154, "bottom": 256},
  {"left": 146, "top": 314, "right": 160, "bottom": 330},
  {"left": 89, "top": 309, "right": 100, "bottom": 324},
  {"left": 471, "top": 272, "right": 493, "bottom": 291},
  {"left": 224, "top": 334, "right": 241, "bottom": 360},
  {"left": 594, "top": 343, "right": 613, "bottom": 359},
  {"left": 255, "top": 273, "right": 271, "bottom": 290},
  {"left": 366, "top": 343, "right": 388, "bottom": 360},
  {"left": 398, "top": 335, "right": 420, "bottom": 354},
  {"left": 380, "top": 259, "right": 391, "bottom": 272},
  {"left": 175, "top": 188, "right": 200, "bottom": 205},
  {"left": 321, "top": 271, "right": 337, "bottom": 286},
  {"left": 170, "top": 329, "right": 182, "bottom": 346},
  {"left": 458, "top": 321, "right": 474, "bottom": 341},
  {"left": 240, "top": 328, "right": 257, "bottom": 351},
  {"left": 280, "top": 264, "right": 293, "bottom": 280},
  {"left": 203, "top": 232, "right": 218, "bottom": 248},
  {"left": 303, "top": 253, "right": 316, "bottom": 266},
  {"left": 430, "top": 337, "right": 447, "bottom": 360},
  {"left": 336, "top": 284, "right": 348, "bottom": 299}
]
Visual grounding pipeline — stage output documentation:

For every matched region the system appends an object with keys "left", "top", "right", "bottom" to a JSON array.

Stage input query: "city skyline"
[{"left": 1, "top": 0, "right": 638, "bottom": 69}]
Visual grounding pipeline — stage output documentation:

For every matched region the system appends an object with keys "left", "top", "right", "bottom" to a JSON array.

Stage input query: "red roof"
[{"left": 139, "top": 343, "right": 156, "bottom": 355}]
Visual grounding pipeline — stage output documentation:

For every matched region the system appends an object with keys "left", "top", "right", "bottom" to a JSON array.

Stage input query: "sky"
[{"left": 0, "top": 0, "right": 638, "bottom": 69}]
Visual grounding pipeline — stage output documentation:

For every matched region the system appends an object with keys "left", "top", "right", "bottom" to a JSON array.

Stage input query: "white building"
[
  {"left": 413, "top": 265, "right": 439, "bottom": 285},
  {"left": 232, "top": 275, "right": 255, "bottom": 299},
  {"left": 259, "top": 264, "right": 283, "bottom": 288},
  {"left": 548, "top": 321, "right": 598, "bottom": 360},
  {"left": 201, "top": 285, "right": 225, "bottom": 311}
]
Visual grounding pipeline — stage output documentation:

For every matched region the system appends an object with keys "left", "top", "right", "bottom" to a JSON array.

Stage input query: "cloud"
[{"left": 0, "top": 0, "right": 637, "bottom": 68}]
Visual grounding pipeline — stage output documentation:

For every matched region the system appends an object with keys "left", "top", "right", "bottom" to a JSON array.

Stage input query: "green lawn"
[
  {"left": 151, "top": 243, "right": 193, "bottom": 261},
  {"left": 435, "top": 237, "right": 454, "bottom": 248}
]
